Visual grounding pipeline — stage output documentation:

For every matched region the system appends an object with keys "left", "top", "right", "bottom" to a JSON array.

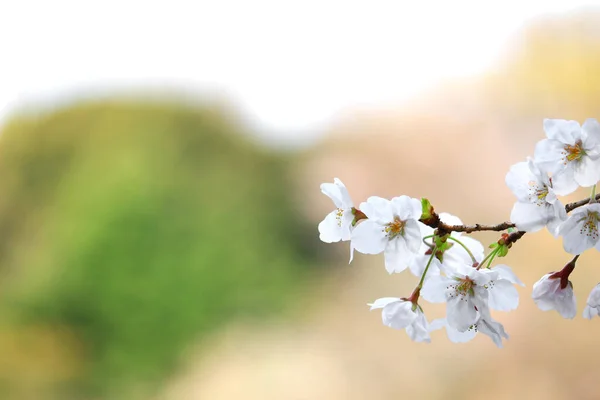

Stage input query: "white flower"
[
  {"left": 480, "top": 264, "right": 524, "bottom": 312},
  {"left": 318, "top": 178, "right": 354, "bottom": 243},
  {"left": 583, "top": 284, "right": 600, "bottom": 319},
  {"left": 421, "top": 263, "right": 491, "bottom": 332},
  {"left": 505, "top": 158, "right": 569, "bottom": 235},
  {"left": 430, "top": 312, "right": 509, "bottom": 348},
  {"left": 531, "top": 273, "right": 577, "bottom": 319},
  {"left": 351, "top": 195, "right": 423, "bottom": 274},
  {"left": 369, "top": 297, "right": 430, "bottom": 343},
  {"left": 534, "top": 118, "right": 600, "bottom": 187},
  {"left": 558, "top": 203, "right": 600, "bottom": 255}
]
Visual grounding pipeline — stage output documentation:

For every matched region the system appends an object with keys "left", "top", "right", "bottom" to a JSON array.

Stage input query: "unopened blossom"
[
  {"left": 369, "top": 297, "right": 430, "bottom": 343},
  {"left": 421, "top": 263, "right": 492, "bottom": 332},
  {"left": 351, "top": 195, "right": 423, "bottom": 274},
  {"left": 430, "top": 313, "right": 509, "bottom": 348},
  {"left": 583, "top": 284, "right": 600, "bottom": 319},
  {"left": 534, "top": 118, "right": 600, "bottom": 187},
  {"left": 318, "top": 178, "right": 354, "bottom": 243},
  {"left": 532, "top": 273, "right": 577, "bottom": 319},
  {"left": 558, "top": 203, "right": 600, "bottom": 255},
  {"left": 480, "top": 264, "right": 525, "bottom": 312},
  {"left": 505, "top": 158, "right": 569, "bottom": 235}
]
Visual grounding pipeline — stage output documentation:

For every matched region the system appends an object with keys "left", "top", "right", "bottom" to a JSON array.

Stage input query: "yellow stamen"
[{"left": 385, "top": 216, "right": 406, "bottom": 239}]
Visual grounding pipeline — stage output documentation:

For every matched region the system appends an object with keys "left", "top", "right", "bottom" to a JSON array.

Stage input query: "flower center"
[
  {"left": 454, "top": 277, "right": 475, "bottom": 297},
  {"left": 563, "top": 140, "right": 586, "bottom": 163},
  {"left": 528, "top": 181, "right": 549, "bottom": 205},
  {"left": 335, "top": 208, "right": 344, "bottom": 226},
  {"left": 579, "top": 210, "right": 600, "bottom": 240},
  {"left": 384, "top": 216, "right": 406, "bottom": 239}
]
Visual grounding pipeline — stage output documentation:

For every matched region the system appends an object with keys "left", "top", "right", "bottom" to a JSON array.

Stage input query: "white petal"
[
  {"left": 554, "top": 284, "right": 577, "bottom": 319},
  {"left": 320, "top": 182, "right": 344, "bottom": 208},
  {"left": 351, "top": 220, "right": 387, "bottom": 255},
  {"left": 446, "top": 296, "right": 478, "bottom": 332},
  {"left": 382, "top": 301, "right": 418, "bottom": 329},
  {"left": 390, "top": 195, "right": 422, "bottom": 220},
  {"left": 428, "top": 318, "right": 476, "bottom": 343},
  {"left": 583, "top": 305, "right": 598, "bottom": 319},
  {"left": 428, "top": 318, "right": 447, "bottom": 332},
  {"left": 333, "top": 178, "right": 354, "bottom": 207},
  {"left": 368, "top": 297, "right": 401, "bottom": 310},
  {"left": 340, "top": 210, "right": 354, "bottom": 241},
  {"left": 573, "top": 155, "right": 600, "bottom": 187},
  {"left": 318, "top": 211, "right": 344, "bottom": 243},
  {"left": 488, "top": 279, "right": 519, "bottom": 311},
  {"left": 510, "top": 201, "right": 548, "bottom": 232},
  {"left": 586, "top": 284, "right": 600, "bottom": 307},
  {"left": 534, "top": 139, "right": 569, "bottom": 175},
  {"left": 406, "top": 312, "right": 431, "bottom": 343},
  {"left": 493, "top": 265, "right": 525, "bottom": 286},
  {"left": 551, "top": 167, "right": 579, "bottom": 196},
  {"left": 445, "top": 325, "right": 477, "bottom": 343},
  {"left": 359, "top": 196, "right": 393, "bottom": 222},
  {"left": 505, "top": 161, "right": 538, "bottom": 201},
  {"left": 403, "top": 219, "right": 423, "bottom": 253},
  {"left": 543, "top": 119, "right": 580, "bottom": 143},
  {"left": 384, "top": 239, "right": 412, "bottom": 274},
  {"left": 477, "top": 317, "right": 509, "bottom": 348},
  {"left": 421, "top": 275, "right": 452, "bottom": 303},
  {"left": 582, "top": 118, "right": 600, "bottom": 148}
]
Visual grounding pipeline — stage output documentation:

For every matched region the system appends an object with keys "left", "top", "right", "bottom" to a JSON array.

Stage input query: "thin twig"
[
  {"left": 420, "top": 193, "right": 598, "bottom": 246},
  {"left": 565, "top": 193, "right": 600, "bottom": 213}
]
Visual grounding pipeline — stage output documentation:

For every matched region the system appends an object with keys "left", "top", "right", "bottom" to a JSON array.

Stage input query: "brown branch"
[
  {"left": 423, "top": 193, "right": 598, "bottom": 236},
  {"left": 420, "top": 193, "right": 599, "bottom": 246},
  {"left": 437, "top": 221, "right": 516, "bottom": 234},
  {"left": 565, "top": 193, "right": 600, "bottom": 213}
]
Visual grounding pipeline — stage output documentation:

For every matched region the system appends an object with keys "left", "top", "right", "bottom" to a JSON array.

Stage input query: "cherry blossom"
[
  {"left": 421, "top": 263, "right": 492, "bottom": 332},
  {"left": 318, "top": 178, "right": 355, "bottom": 243},
  {"left": 534, "top": 118, "right": 600, "bottom": 187},
  {"left": 532, "top": 273, "right": 577, "bottom": 319},
  {"left": 505, "top": 158, "right": 569, "bottom": 235},
  {"left": 558, "top": 203, "right": 600, "bottom": 255},
  {"left": 351, "top": 195, "right": 423, "bottom": 273},
  {"left": 369, "top": 297, "right": 430, "bottom": 343}
]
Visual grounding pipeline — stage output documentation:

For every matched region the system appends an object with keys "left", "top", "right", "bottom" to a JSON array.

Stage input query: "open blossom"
[
  {"left": 534, "top": 118, "right": 600, "bottom": 187},
  {"left": 369, "top": 297, "right": 430, "bottom": 343},
  {"left": 557, "top": 203, "right": 600, "bottom": 255},
  {"left": 583, "top": 284, "right": 600, "bottom": 319},
  {"left": 430, "top": 313, "right": 509, "bottom": 348},
  {"left": 318, "top": 178, "right": 354, "bottom": 243},
  {"left": 351, "top": 196, "right": 423, "bottom": 274},
  {"left": 421, "top": 263, "right": 492, "bottom": 332},
  {"left": 505, "top": 158, "right": 569, "bottom": 235},
  {"left": 531, "top": 273, "right": 577, "bottom": 319}
]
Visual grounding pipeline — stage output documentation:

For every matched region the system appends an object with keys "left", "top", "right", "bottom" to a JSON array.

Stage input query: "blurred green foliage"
[{"left": 0, "top": 100, "right": 319, "bottom": 398}]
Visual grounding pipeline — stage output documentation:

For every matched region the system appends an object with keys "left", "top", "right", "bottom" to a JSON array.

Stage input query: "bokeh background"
[{"left": 2, "top": 1, "right": 600, "bottom": 399}]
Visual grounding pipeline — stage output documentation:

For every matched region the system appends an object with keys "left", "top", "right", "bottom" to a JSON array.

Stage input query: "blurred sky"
[{"left": 1, "top": 0, "right": 599, "bottom": 147}]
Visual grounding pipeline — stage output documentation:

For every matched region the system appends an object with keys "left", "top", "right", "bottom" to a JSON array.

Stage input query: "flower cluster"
[{"left": 318, "top": 118, "right": 600, "bottom": 348}]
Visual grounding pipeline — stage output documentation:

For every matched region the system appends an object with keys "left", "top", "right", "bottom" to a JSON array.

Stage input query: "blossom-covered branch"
[{"left": 318, "top": 118, "right": 600, "bottom": 348}]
